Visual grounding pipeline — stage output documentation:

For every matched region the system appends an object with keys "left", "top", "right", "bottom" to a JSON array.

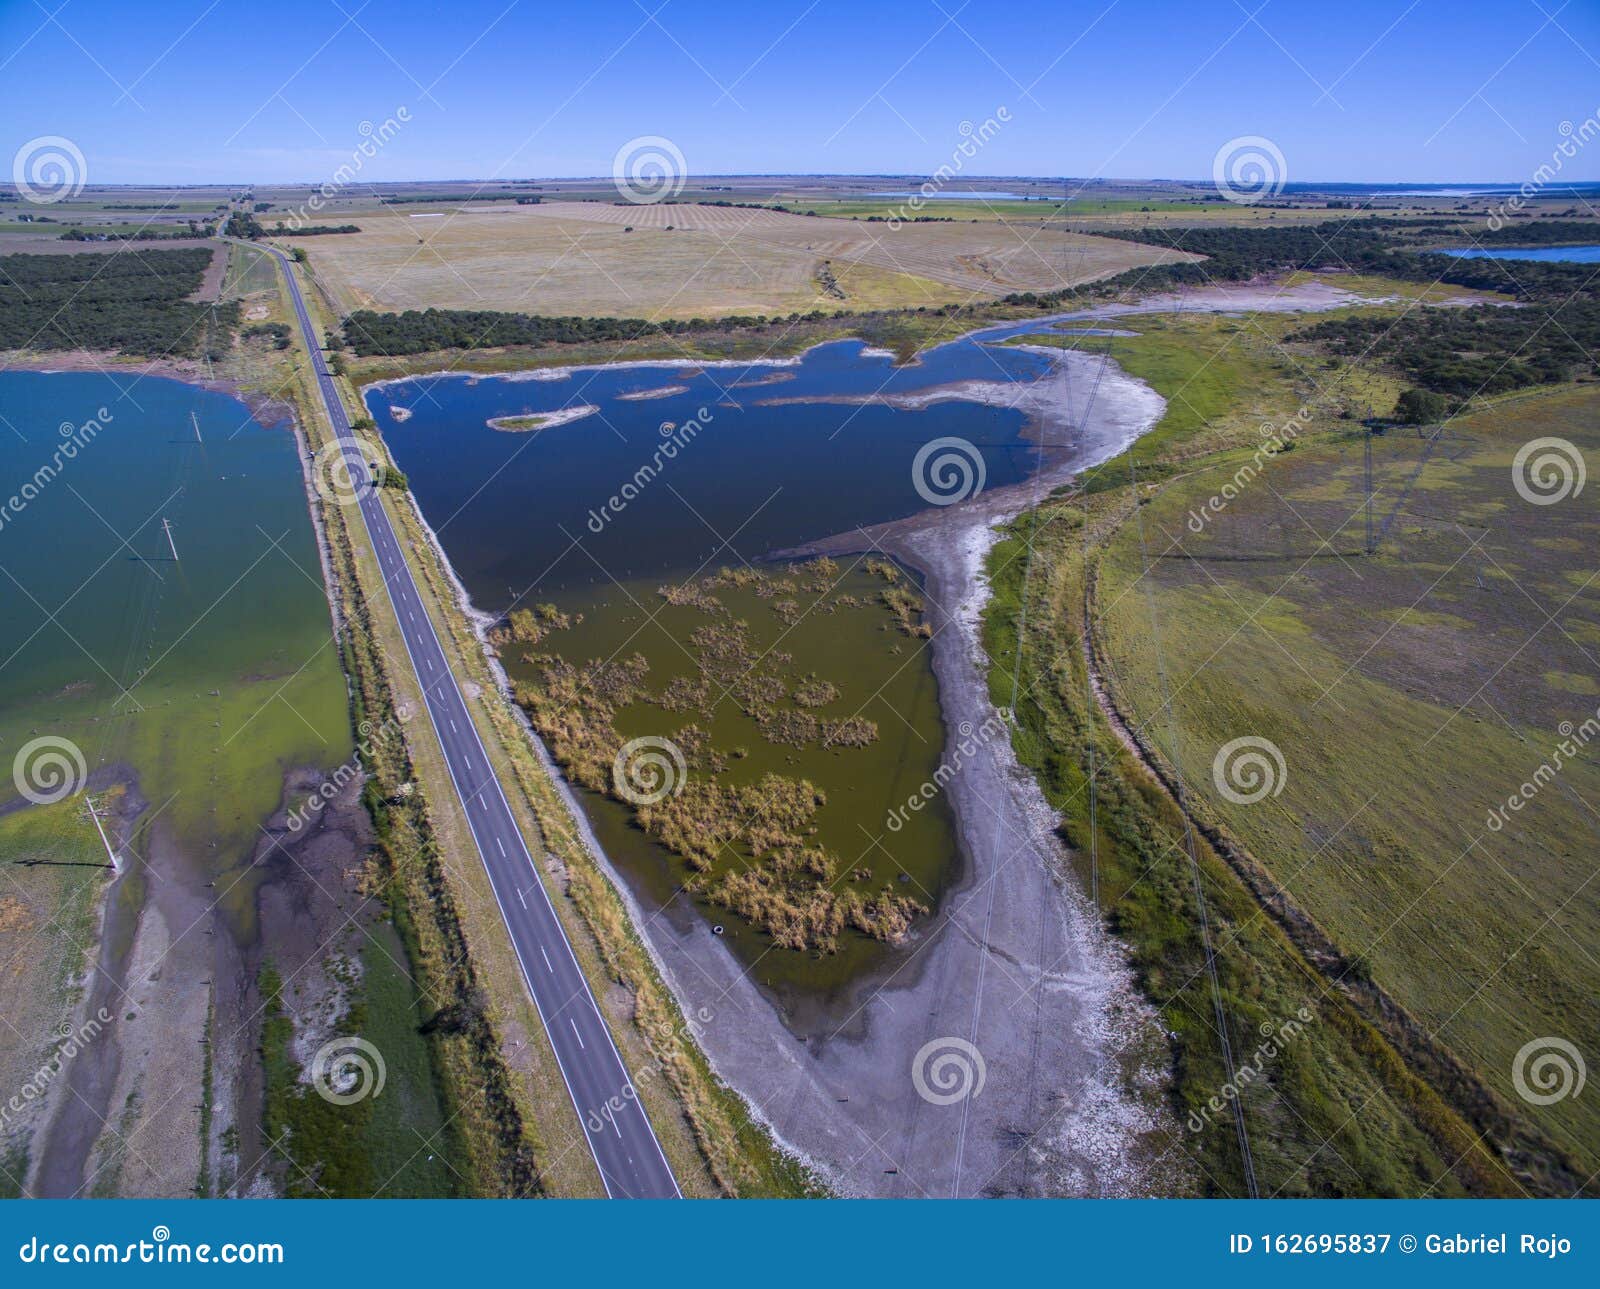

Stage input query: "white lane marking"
[
  {"left": 518, "top": 889, "right": 526, "bottom": 909},
  {"left": 540, "top": 946, "right": 552, "bottom": 973},
  {"left": 450, "top": 718, "right": 458, "bottom": 733},
  {"left": 570, "top": 1017, "right": 585, "bottom": 1049},
  {"left": 273, "top": 256, "right": 678, "bottom": 1195},
  {"left": 495, "top": 836, "right": 505, "bottom": 856}
]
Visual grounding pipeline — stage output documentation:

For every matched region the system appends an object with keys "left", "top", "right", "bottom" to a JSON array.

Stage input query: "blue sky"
[{"left": 3, "top": 0, "right": 1598, "bottom": 185}]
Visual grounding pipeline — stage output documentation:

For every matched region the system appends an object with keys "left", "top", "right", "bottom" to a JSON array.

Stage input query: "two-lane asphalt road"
[{"left": 265, "top": 244, "right": 679, "bottom": 1198}]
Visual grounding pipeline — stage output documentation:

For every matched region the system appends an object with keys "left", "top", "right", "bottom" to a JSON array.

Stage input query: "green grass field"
[
  {"left": 1094, "top": 384, "right": 1600, "bottom": 1187},
  {"left": 222, "top": 241, "right": 282, "bottom": 297},
  {"left": 982, "top": 268, "right": 1599, "bottom": 1193},
  {"left": 985, "top": 496, "right": 1505, "bottom": 1196}
]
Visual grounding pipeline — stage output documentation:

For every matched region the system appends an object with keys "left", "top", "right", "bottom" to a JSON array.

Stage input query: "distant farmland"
[{"left": 289, "top": 201, "right": 1198, "bottom": 320}]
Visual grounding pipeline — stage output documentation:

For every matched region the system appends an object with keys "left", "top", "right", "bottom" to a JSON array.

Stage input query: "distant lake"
[
  {"left": 1443, "top": 245, "right": 1600, "bottom": 263},
  {"left": 865, "top": 190, "right": 1028, "bottom": 200}
]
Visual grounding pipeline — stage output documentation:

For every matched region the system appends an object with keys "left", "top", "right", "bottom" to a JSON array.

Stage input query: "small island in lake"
[{"left": 486, "top": 404, "right": 599, "bottom": 432}]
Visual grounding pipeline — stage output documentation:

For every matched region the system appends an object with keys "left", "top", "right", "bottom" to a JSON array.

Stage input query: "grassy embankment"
[
  {"left": 981, "top": 308, "right": 1579, "bottom": 1194},
  {"left": 277, "top": 249, "right": 817, "bottom": 1196},
  {"left": 0, "top": 798, "right": 113, "bottom": 1195}
]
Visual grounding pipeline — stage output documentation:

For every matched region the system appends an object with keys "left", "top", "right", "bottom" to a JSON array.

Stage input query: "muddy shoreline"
[
  {"left": 0, "top": 349, "right": 297, "bottom": 430},
  {"left": 22, "top": 763, "right": 371, "bottom": 1199}
]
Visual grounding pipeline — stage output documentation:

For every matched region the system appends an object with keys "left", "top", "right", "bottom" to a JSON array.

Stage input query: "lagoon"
[
  {"left": 0, "top": 370, "right": 359, "bottom": 1194},
  {"left": 369, "top": 334, "right": 1059, "bottom": 989},
  {"left": 1443, "top": 245, "right": 1600, "bottom": 263},
  {"left": 0, "top": 371, "right": 347, "bottom": 853},
  {"left": 368, "top": 337, "right": 1053, "bottom": 602}
]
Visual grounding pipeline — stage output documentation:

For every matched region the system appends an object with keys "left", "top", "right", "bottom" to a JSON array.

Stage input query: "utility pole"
[
  {"left": 191, "top": 411, "right": 203, "bottom": 443},
  {"left": 1364, "top": 428, "right": 1376, "bottom": 556},
  {"left": 162, "top": 517, "right": 180, "bottom": 562},
  {"left": 86, "top": 796, "right": 122, "bottom": 875}
]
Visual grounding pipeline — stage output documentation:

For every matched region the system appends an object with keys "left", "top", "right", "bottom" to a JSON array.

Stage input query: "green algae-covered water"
[
  {"left": 0, "top": 371, "right": 349, "bottom": 923},
  {"left": 534, "top": 562, "right": 955, "bottom": 994}
]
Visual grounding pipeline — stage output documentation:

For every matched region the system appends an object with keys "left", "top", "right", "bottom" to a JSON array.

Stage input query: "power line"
[{"left": 1126, "top": 449, "right": 1260, "bottom": 1199}]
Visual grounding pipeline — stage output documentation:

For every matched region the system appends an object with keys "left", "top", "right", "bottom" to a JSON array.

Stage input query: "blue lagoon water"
[
  {"left": 368, "top": 336, "right": 1057, "bottom": 609},
  {"left": 1443, "top": 245, "right": 1600, "bottom": 263}
]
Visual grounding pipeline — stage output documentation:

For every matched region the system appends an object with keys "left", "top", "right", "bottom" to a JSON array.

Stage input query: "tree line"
[
  {"left": 340, "top": 306, "right": 824, "bottom": 356},
  {"left": 60, "top": 221, "right": 215, "bottom": 242},
  {"left": 0, "top": 248, "right": 237, "bottom": 358}
]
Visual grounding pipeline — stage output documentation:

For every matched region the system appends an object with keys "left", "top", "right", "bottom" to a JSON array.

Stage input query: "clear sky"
[{"left": 3, "top": 0, "right": 1598, "bottom": 186}]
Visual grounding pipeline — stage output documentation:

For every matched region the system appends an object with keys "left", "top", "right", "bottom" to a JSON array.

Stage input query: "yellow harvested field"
[{"left": 296, "top": 202, "right": 1198, "bottom": 320}]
